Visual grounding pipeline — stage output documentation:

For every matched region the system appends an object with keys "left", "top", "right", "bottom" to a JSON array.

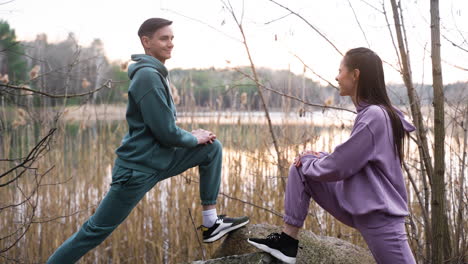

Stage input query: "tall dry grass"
[{"left": 0, "top": 105, "right": 466, "bottom": 263}]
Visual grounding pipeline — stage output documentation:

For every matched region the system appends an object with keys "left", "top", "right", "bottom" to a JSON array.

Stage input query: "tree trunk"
[
  {"left": 430, "top": 0, "right": 451, "bottom": 262},
  {"left": 389, "top": 1, "right": 434, "bottom": 259},
  {"left": 453, "top": 108, "right": 467, "bottom": 262},
  {"left": 389, "top": 0, "right": 434, "bottom": 185}
]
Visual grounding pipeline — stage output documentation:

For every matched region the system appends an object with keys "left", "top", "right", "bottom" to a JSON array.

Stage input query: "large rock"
[
  {"left": 191, "top": 252, "right": 282, "bottom": 264},
  {"left": 207, "top": 224, "right": 375, "bottom": 264}
]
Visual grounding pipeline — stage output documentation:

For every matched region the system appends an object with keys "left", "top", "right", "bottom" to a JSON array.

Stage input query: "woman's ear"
[{"left": 353, "top": 69, "right": 360, "bottom": 82}]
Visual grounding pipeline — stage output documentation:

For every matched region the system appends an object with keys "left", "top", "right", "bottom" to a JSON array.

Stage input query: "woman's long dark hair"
[{"left": 344, "top": 47, "right": 406, "bottom": 163}]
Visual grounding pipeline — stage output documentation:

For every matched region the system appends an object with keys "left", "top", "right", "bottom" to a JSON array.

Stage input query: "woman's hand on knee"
[
  {"left": 294, "top": 150, "right": 320, "bottom": 167},
  {"left": 293, "top": 156, "right": 302, "bottom": 167}
]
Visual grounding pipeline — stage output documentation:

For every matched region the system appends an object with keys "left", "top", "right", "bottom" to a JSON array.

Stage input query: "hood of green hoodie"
[{"left": 128, "top": 54, "right": 168, "bottom": 80}]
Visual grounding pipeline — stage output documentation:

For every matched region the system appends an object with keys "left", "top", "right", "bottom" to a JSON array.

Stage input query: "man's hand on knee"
[{"left": 192, "top": 129, "right": 217, "bottom": 145}]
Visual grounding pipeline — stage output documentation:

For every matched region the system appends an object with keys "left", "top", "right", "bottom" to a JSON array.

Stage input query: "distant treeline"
[{"left": 1, "top": 21, "right": 466, "bottom": 110}]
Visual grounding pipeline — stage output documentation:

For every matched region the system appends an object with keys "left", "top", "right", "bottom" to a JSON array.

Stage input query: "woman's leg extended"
[
  {"left": 47, "top": 166, "right": 157, "bottom": 264},
  {"left": 354, "top": 214, "right": 416, "bottom": 264}
]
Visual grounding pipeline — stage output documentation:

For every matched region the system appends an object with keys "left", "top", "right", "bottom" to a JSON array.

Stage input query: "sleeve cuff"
[{"left": 300, "top": 154, "right": 319, "bottom": 163}]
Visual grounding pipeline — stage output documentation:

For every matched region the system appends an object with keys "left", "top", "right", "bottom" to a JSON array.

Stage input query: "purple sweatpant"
[{"left": 284, "top": 166, "right": 416, "bottom": 264}]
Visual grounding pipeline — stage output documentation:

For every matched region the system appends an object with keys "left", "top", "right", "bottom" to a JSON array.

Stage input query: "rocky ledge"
[{"left": 190, "top": 224, "right": 375, "bottom": 264}]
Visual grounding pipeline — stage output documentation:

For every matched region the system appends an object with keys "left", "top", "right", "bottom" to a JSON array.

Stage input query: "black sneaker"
[
  {"left": 199, "top": 215, "right": 249, "bottom": 243},
  {"left": 247, "top": 232, "right": 298, "bottom": 264}
]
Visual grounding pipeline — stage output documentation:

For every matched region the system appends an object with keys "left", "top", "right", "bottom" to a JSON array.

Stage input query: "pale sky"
[{"left": 2, "top": 0, "right": 467, "bottom": 84}]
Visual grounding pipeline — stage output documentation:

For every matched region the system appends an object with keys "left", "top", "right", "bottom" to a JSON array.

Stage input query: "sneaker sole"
[
  {"left": 203, "top": 219, "right": 250, "bottom": 243},
  {"left": 247, "top": 239, "right": 296, "bottom": 264}
]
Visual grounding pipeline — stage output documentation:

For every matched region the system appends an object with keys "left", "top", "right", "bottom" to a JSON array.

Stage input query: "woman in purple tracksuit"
[{"left": 248, "top": 47, "right": 417, "bottom": 264}]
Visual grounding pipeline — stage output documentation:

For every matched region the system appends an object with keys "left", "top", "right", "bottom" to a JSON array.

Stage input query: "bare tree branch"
[
  {"left": 347, "top": 0, "right": 371, "bottom": 47},
  {"left": 30, "top": 206, "right": 94, "bottom": 224},
  {"left": 220, "top": 192, "right": 283, "bottom": 217},
  {"left": 270, "top": 1, "right": 401, "bottom": 75},
  {"left": 26, "top": 54, "right": 106, "bottom": 84},
  {"left": 0, "top": 42, "right": 48, "bottom": 63},
  {"left": 264, "top": 12, "right": 293, "bottom": 25},
  {"left": 357, "top": 0, "right": 383, "bottom": 13},
  {"left": 0, "top": 41, "right": 19, "bottom": 53},
  {"left": 382, "top": 1, "right": 403, "bottom": 70},
  {"left": 0, "top": 181, "right": 39, "bottom": 254},
  {"left": 222, "top": 0, "right": 286, "bottom": 184},
  {"left": 188, "top": 209, "right": 206, "bottom": 261},
  {"left": 441, "top": 60, "right": 468, "bottom": 72},
  {"left": 389, "top": 0, "right": 434, "bottom": 183},
  {"left": 161, "top": 7, "right": 242, "bottom": 43},
  {"left": 292, "top": 54, "right": 339, "bottom": 90},
  {"left": 267, "top": 0, "right": 343, "bottom": 56},
  {"left": 450, "top": 5, "right": 468, "bottom": 48},
  {"left": 0, "top": 128, "right": 56, "bottom": 186},
  {"left": 441, "top": 33, "right": 468, "bottom": 53},
  {"left": 404, "top": 162, "right": 429, "bottom": 230},
  {"left": 263, "top": 85, "right": 356, "bottom": 113},
  {"left": 0, "top": 80, "right": 113, "bottom": 99},
  {"left": 0, "top": 166, "right": 54, "bottom": 211},
  {"left": 233, "top": 67, "right": 356, "bottom": 114},
  {"left": 0, "top": 0, "right": 15, "bottom": 6}
]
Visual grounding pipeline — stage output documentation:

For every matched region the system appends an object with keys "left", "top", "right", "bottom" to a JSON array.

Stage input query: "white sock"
[{"left": 202, "top": 208, "right": 218, "bottom": 227}]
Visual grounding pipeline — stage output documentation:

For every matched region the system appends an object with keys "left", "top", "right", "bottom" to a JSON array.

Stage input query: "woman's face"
[{"left": 335, "top": 59, "right": 358, "bottom": 97}]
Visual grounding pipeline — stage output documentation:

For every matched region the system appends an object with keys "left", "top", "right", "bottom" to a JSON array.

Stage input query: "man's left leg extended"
[
  {"left": 159, "top": 139, "right": 249, "bottom": 242},
  {"left": 47, "top": 166, "right": 158, "bottom": 263}
]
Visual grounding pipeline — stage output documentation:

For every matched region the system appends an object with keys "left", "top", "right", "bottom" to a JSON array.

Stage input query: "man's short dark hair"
[{"left": 138, "top": 18, "right": 173, "bottom": 38}]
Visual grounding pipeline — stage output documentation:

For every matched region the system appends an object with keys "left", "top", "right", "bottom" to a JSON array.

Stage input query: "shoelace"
[
  {"left": 266, "top": 233, "right": 303, "bottom": 249},
  {"left": 266, "top": 232, "right": 282, "bottom": 241},
  {"left": 197, "top": 215, "right": 227, "bottom": 230},
  {"left": 217, "top": 214, "right": 226, "bottom": 220}
]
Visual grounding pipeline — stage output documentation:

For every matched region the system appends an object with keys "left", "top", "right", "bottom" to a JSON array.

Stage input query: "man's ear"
[{"left": 141, "top": 36, "right": 150, "bottom": 49}]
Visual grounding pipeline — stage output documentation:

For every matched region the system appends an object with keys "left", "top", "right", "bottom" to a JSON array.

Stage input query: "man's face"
[{"left": 142, "top": 25, "right": 174, "bottom": 63}]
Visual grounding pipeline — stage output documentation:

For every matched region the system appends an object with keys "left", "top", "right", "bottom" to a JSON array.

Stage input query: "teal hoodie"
[{"left": 114, "top": 54, "right": 198, "bottom": 173}]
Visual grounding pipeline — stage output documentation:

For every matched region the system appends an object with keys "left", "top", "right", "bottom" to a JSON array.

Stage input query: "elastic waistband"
[{"left": 114, "top": 158, "right": 159, "bottom": 174}]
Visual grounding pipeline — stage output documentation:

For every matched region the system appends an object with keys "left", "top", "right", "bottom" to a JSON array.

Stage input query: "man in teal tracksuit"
[{"left": 47, "top": 18, "right": 249, "bottom": 263}]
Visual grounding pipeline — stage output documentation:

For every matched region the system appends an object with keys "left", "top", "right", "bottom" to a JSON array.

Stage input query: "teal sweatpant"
[{"left": 47, "top": 140, "right": 222, "bottom": 264}]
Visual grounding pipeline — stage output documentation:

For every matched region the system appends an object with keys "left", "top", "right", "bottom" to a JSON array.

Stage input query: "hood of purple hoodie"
[{"left": 356, "top": 102, "right": 416, "bottom": 133}]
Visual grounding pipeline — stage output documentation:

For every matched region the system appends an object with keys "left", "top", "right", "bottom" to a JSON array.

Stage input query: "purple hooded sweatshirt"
[{"left": 299, "top": 103, "right": 415, "bottom": 216}]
